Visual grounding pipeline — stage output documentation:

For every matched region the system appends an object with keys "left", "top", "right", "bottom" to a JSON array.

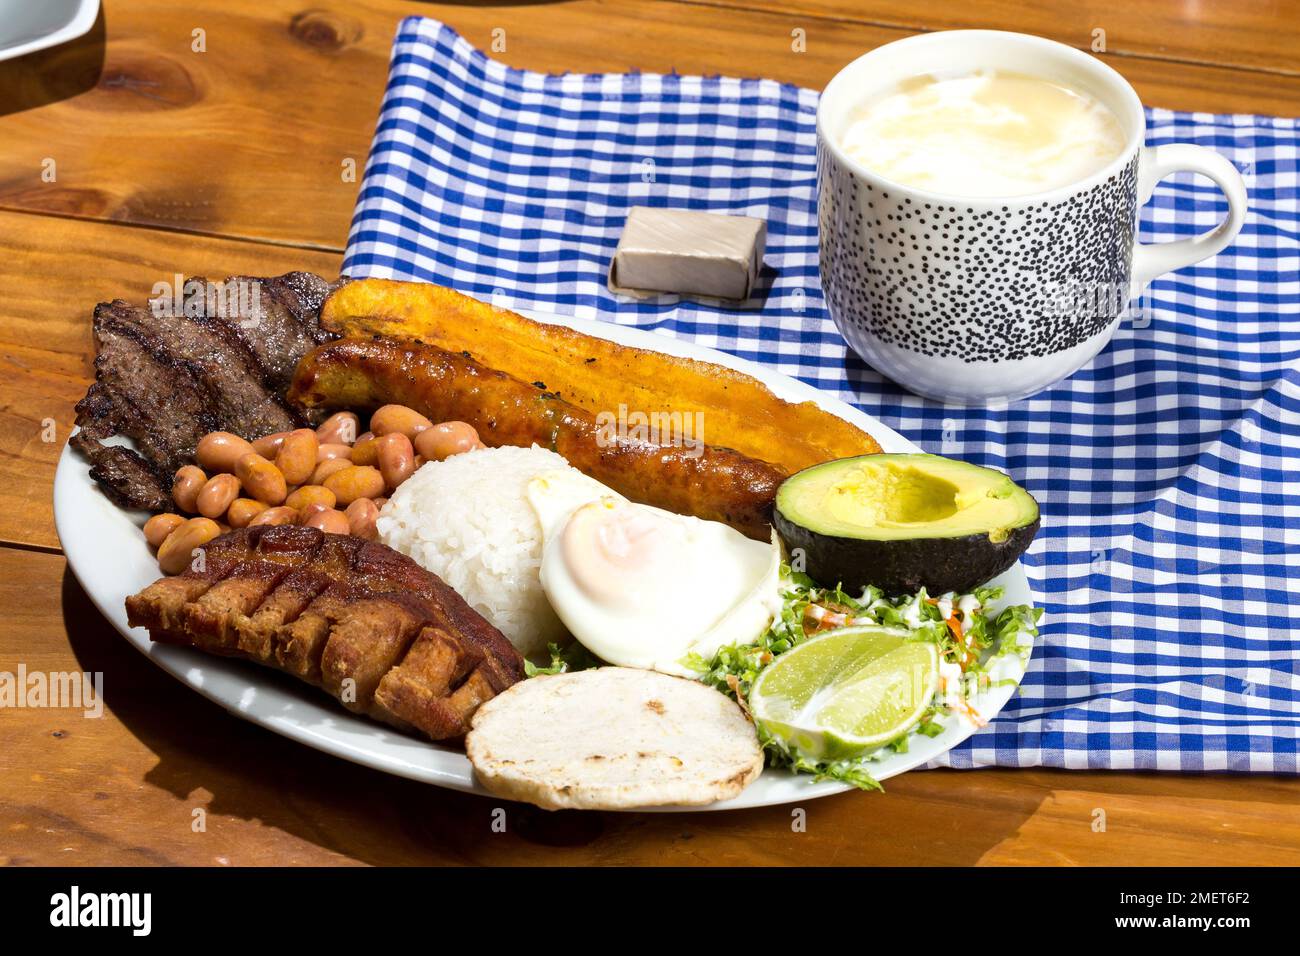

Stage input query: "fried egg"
[{"left": 526, "top": 469, "right": 782, "bottom": 676}]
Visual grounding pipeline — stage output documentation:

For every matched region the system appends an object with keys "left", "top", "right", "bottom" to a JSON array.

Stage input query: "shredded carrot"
[
  {"left": 803, "top": 603, "right": 849, "bottom": 635},
  {"left": 945, "top": 614, "right": 971, "bottom": 669},
  {"left": 954, "top": 697, "right": 987, "bottom": 727}
]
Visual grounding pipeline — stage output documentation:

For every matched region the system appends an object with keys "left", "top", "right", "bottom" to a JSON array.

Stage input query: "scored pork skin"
[{"left": 125, "top": 526, "right": 525, "bottom": 741}]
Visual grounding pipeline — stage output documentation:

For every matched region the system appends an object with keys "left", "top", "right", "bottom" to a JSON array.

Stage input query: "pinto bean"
[
  {"left": 303, "top": 506, "right": 350, "bottom": 535},
  {"left": 316, "top": 442, "right": 353, "bottom": 463},
  {"left": 323, "top": 465, "right": 385, "bottom": 506},
  {"left": 349, "top": 431, "right": 379, "bottom": 466},
  {"left": 309, "top": 457, "right": 352, "bottom": 486},
  {"left": 143, "top": 513, "right": 185, "bottom": 549},
  {"left": 196, "top": 473, "right": 241, "bottom": 519},
  {"left": 274, "top": 429, "right": 319, "bottom": 486},
  {"left": 297, "top": 502, "right": 330, "bottom": 522},
  {"left": 234, "top": 453, "right": 288, "bottom": 505},
  {"left": 315, "top": 411, "right": 360, "bottom": 446},
  {"left": 157, "top": 517, "right": 221, "bottom": 575},
  {"left": 172, "top": 465, "right": 208, "bottom": 513},
  {"left": 370, "top": 404, "right": 432, "bottom": 440},
  {"left": 251, "top": 431, "right": 289, "bottom": 458},
  {"left": 247, "top": 505, "right": 297, "bottom": 527},
  {"left": 414, "top": 421, "right": 482, "bottom": 461},
  {"left": 195, "top": 432, "right": 255, "bottom": 474},
  {"left": 377, "top": 433, "right": 415, "bottom": 491},
  {"left": 344, "top": 498, "right": 380, "bottom": 540},
  {"left": 226, "top": 498, "right": 269, "bottom": 528},
  {"left": 285, "top": 485, "right": 336, "bottom": 511}
]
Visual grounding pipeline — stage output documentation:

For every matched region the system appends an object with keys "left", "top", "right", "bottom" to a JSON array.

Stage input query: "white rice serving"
[{"left": 377, "top": 445, "right": 582, "bottom": 657}]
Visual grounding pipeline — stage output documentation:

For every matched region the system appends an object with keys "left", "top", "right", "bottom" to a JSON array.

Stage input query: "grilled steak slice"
[
  {"left": 80, "top": 302, "right": 223, "bottom": 471},
  {"left": 179, "top": 272, "right": 336, "bottom": 397},
  {"left": 72, "top": 272, "right": 339, "bottom": 511},
  {"left": 69, "top": 431, "right": 171, "bottom": 512},
  {"left": 125, "top": 526, "right": 526, "bottom": 742}
]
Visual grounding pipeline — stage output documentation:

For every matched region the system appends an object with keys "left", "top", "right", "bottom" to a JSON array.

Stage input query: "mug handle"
[{"left": 1130, "top": 143, "right": 1249, "bottom": 297}]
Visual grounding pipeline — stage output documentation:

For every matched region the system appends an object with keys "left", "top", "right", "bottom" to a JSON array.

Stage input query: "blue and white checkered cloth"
[{"left": 344, "top": 17, "right": 1300, "bottom": 773}]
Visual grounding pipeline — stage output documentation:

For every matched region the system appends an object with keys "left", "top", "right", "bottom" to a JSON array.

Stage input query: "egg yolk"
[{"left": 559, "top": 500, "right": 687, "bottom": 610}]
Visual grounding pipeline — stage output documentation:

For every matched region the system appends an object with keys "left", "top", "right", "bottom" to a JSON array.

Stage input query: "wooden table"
[{"left": 1, "top": 0, "right": 1296, "bottom": 867}]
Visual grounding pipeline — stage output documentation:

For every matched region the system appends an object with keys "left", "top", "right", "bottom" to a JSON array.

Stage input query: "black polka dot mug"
[{"left": 817, "top": 30, "right": 1248, "bottom": 404}]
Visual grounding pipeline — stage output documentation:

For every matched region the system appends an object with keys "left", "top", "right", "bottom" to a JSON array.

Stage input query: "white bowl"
[{"left": 0, "top": 0, "right": 98, "bottom": 62}]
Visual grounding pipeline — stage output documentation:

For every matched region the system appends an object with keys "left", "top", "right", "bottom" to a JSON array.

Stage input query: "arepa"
[{"left": 466, "top": 667, "right": 764, "bottom": 810}]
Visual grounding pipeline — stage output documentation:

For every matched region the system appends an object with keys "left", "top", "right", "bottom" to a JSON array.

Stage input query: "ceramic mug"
[{"left": 817, "top": 30, "right": 1248, "bottom": 404}]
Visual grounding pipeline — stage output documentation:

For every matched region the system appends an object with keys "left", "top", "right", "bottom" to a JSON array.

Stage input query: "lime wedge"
[{"left": 750, "top": 626, "right": 939, "bottom": 761}]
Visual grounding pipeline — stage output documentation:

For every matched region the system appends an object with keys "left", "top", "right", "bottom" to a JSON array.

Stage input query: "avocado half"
[{"left": 773, "top": 453, "right": 1040, "bottom": 597}]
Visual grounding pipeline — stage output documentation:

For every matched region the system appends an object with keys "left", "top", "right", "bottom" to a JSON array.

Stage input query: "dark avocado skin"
[{"left": 776, "top": 512, "right": 1040, "bottom": 597}]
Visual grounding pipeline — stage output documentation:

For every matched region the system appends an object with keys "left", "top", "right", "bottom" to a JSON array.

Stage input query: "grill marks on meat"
[
  {"left": 80, "top": 302, "right": 224, "bottom": 465},
  {"left": 73, "top": 272, "right": 339, "bottom": 510},
  {"left": 179, "top": 272, "right": 334, "bottom": 398},
  {"left": 69, "top": 432, "right": 173, "bottom": 512},
  {"left": 125, "top": 526, "right": 526, "bottom": 741}
]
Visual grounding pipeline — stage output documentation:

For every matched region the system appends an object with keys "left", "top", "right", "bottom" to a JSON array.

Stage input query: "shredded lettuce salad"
[
  {"left": 684, "top": 569, "right": 1041, "bottom": 792},
  {"left": 524, "top": 641, "right": 602, "bottom": 677}
]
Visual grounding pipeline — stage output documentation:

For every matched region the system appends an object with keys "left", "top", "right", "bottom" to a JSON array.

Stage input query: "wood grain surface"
[
  {"left": 700, "top": 0, "right": 1300, "bottom": 74},
  {"left": 0, "top": 0, "right": 1296, "bottom": 867}
]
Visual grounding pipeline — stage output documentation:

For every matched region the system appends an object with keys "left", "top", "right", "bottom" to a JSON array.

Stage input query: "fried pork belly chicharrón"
[
  {"left": 125, "top": 525, "right": 526, "bottom": 740},
  {"left": 73, "top": 272, "right": 339, "bottom": 511}
]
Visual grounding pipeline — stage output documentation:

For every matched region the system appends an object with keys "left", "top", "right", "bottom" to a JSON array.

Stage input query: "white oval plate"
[{"left": 54, "top": 308, "right": 1034, "bottom": 811}]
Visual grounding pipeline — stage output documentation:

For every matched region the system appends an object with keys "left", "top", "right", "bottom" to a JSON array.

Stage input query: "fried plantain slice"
[{"left": 320, "top": 278, "right": 881, "bottom": 474}]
